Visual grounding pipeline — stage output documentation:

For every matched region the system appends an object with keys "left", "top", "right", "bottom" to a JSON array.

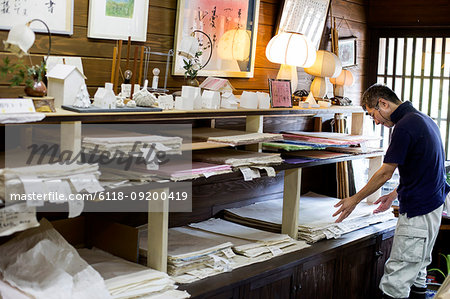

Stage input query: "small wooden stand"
[{"left": 23, "top": 96, "right": 56, "bottom": 112}]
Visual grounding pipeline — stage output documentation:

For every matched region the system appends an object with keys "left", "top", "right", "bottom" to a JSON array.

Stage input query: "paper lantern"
[
  {"left": 330, "top": 69, "right": 354, "bottom": 97},
  {"left": 217, "top": 29, "right": 251, "bottom": 61},
  {"left": 310, "top": 77, "right": 327, "bottom": 99},
  {"left": 304, "top": 50, "right": 342, "bottom": 78},
  {"left": 265, "top": 32, "right": 316, "bottom": 68},
  {"left": 330, "top": 69, "right": 354, "bottom": 86}
]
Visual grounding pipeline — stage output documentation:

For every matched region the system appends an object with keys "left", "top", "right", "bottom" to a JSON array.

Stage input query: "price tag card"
[{"left": 0, "top": 99, "right": 35, "bottom": 113}]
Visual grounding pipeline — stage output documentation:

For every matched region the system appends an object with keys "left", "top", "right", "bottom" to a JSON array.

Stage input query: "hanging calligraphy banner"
[{"left": 0, "top": 0, "right": 73, "bottom": 35}]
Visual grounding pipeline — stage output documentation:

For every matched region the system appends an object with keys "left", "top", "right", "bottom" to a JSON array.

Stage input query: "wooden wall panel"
[
  {"left": 0, "top": 0, "right": 369, "bottom": 104},
  {"left": 368, "top": 0, "right": 450, "bottom": 27},
  {"left": 0, "top": 0, "right": 283, "bottom": 98},
  {"left": 312, "top": 0, "right": 369, "bottom": 106}
]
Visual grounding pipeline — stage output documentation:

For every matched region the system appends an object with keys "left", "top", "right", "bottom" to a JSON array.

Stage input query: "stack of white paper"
[
  {"left": 189, "top": 218, "right": 309, "bottom": 258},
  {"left": 0, "top": 163, "right": 102, "bottom": 203},
  {"left": 224, "top": 192, "right": 396, "bottom": 243},
  {"left": 0, "top": 219, "right": 111, "bottom": 299},
  {"left": 192, "top": 148, "right": 283, "bottom": 167},
  {"left": 83, "top": 130, "right": 183, "bottom": 156},
  {"left": 140, "top": 220, "right": 309, "bottom": 284},
  {"left": 191, "top": 127, "right": 283, "bottom": 146},
  {"left": 78, "top": 248, "right": 190, "bottom": 299}
]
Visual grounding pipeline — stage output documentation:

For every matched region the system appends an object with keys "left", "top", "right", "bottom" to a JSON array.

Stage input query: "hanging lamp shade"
[
  {"left": 310, "top": 77, "right": 327, "bottom": 99},
  {"left": 178, "top": 35, "right": 199, "bottom": 59},
  {"left": 265, "top": 32, "right": 316, "bottom": 68},
  {"left": 304, "top": 50, "right": 342, "bottom": 78},
  {"left": 3, "top": 23, "right": 35, "bottom": 57},
  {"left": 330, "top": 69, "right": 354, "bottom": 86},
  {"left": 217, "top": 29, "right": 251, "bottom": 61}
]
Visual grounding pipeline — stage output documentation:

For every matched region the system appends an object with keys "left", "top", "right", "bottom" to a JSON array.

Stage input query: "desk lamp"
[
  {"left": 304, "top": 50, "right": 342, "bottom": 99},
  {"left": 4, "top": 19, "right": 52, "bottom": 64},
  {"left": 265, "top": 31, "right": 317, "bottom": 92},
  {"left": 178, "top": 30, "right": 212, "bottom": 69}
]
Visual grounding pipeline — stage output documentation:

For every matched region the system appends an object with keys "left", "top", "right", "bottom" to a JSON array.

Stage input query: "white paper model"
[
  {"left": 93, "top": 88, "right": 105, "bottom": 107},
  {"left": 134, "top": 80, "right": 157, "bottom": 107},
  {"left": 73, "top": 84, "right": 91, "bottom": 108},
  {"left": 318, "top": 100, "right": 331, "bottom": 107},
  {"left": 240, "top": 91, "right": 258, "bottom": 109},
  {"left": 221, "top": 92, "right": 239, "bottom": 109},
  {"left": 181, "top": 86, "right": 201, "bottom": 99},
  {"left": 126, "top": 99, "right": 137, "bottom": 108},
  {"left": 175, "top": 96, "right": 183, "bottom": 110},
  {"left": 199, "top": 76, "right": 235, "bottom": 93},
  {"left": 193, "top": 94, "right": 203, "bottom": 110},
  {"left": 257, "top": 92, "right": 271, "bottom": 109},
  {"left": 306, "top": 92, "right": 320, "bottom": 108},
  {"left": 46, "top": 64, "right": 87, "bottom": 108},
  {"left": 202, "top": 90, "right": 221, "bottom": 109},
  {"left": 158, "top": 95, "right": 174, "bottom": 110},
  {"left": 95, "top": 83, "right": 116, "bottom": 109}
]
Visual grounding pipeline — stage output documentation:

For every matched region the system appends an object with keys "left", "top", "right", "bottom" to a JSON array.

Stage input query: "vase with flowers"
[
  {"left": 0, "top": 57, "right": 47, "bottom": 97},
  {"left": 183, "top": 50, "right": 202, "bottom": 87}
]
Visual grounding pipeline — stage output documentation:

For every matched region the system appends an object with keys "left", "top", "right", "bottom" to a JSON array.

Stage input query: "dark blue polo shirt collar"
[{"left": 390, "top": 101, "right": 416, "bottom": 124}]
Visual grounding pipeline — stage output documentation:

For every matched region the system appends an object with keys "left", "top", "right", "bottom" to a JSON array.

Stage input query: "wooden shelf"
[
  {"left": 39, "top": 106, "right": 364, "bottom": 123},
  {"left": 6, "top": 106, "right": 379, "bottom": 278}
]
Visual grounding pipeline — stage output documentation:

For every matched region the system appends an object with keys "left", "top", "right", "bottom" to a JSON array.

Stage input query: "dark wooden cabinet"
[
  {"left": 244, "top": 268, "right": 295, "bottom": 299},
  {"left": 294, "top": 253, "right": 337, "bottom": 299},
  {"left": 182, "top": 222, "right": 396, "bottom": 299},
  {"left": 338, "top": 239, "right": 378, "bottom": 299}
]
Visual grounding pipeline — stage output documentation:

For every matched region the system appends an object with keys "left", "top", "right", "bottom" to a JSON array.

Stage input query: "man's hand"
[
  {"left": 333, "top": 196, "right": 359, "bottom": 223},
  {"left": 373, "top": 190, "right": 397, "bottom": 214}
]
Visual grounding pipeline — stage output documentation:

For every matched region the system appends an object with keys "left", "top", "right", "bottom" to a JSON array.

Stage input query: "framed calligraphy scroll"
[
  {"left": 0, "top": 0, "right": 73, "bottom": 35},
  {"left": 278, "top": 0, "right": 329, "bottom": 49},
  {"left": 172, "top": 0, "right": 260, "bottom": 78}
]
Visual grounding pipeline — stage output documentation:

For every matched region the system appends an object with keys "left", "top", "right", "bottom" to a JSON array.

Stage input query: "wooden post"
[
  {"left": 147, "top": 188, "right": 169, "bottom": 272},
  {"left": 60, "top": 121, "right": 81, "bottom": 159},
  {"left": 282, "top": 168, "right": 301, "bottom": 239},
  {"left": 130, "top": 46, "right": 139, "bottom": 99},
  {"left": 111, "top": 46, "right": 118, "bottom": 83},
  {"left": 125, "top": 36, "right": 131, "bottom": 70},
  {"left": 335, "top": 113, "right": 349, "bottom": 198},
  {"left": 367, "top": 155, "right": 383, "bottom": 203},
  {"left": 114, "top": 40, "right": 123, "bottom": 94},
  {"left": 138, "top": 45, "right": 145, "bottom": 86},
  {"left": 245, "top": 115, "right": 263, "bottom": 152},
  {"left": 351, "top": 112, "right": 364, "bottom": 135},
  {"left": 313, "top": 116, "right": 322, "bottom": 132}
]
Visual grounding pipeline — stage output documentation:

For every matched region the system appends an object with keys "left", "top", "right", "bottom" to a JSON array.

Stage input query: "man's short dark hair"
[{"left": 361, "top": 84, "right": 402, "bottom": 110}]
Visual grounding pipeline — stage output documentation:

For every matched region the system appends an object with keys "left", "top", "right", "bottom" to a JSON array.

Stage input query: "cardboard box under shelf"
[{"left": 52, "top": 216, "right": 139, "bottom": 263}]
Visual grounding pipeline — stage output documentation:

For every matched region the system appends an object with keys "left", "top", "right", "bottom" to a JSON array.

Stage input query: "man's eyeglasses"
[{"left": 368, "top": 101, "right": 380, "bottom": 120}]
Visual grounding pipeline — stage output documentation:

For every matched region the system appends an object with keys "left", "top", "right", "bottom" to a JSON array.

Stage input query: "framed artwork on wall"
[
  {"left": 269, "top": 79, "right": 292, "bottom": 108},
  {"left": 339, "top": 37, "right": 357, "bottom": 67},
  {"left": 88, "top": 0, "right": 149, "bottom": 41},
  {"left": 278, "top": 0, "right": 330, "bottom": 49},
  {"left": 172, "top": 0, "right": 260, "bottom": 78},
  {"left": 0, "top": 0, "right": 73, "bottom": 35}
]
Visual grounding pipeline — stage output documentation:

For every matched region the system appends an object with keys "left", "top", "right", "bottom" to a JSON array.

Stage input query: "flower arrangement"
[
  {"left": 0, "top": 57, "right": 46, "bottom": 87},
  {"left": 182, "top": 50, "right": 202, "bottom": 80}
]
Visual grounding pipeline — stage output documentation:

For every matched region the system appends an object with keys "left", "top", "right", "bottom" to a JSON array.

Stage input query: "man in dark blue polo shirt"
[{"left": 333, "top": 84, "right": 448, "bottom": 299}]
